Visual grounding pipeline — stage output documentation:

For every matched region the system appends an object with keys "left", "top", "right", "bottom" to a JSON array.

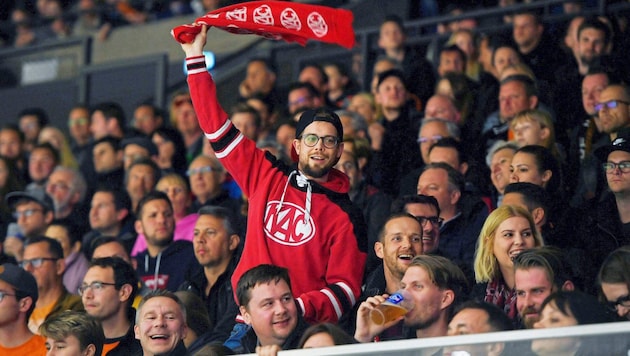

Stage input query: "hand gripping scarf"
[{"left": 171, "top": 0, "right": 355, "bottom": 49}]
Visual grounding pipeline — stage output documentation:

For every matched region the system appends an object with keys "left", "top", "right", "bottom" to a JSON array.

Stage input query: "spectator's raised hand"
[{"left": 180, "top": 24, "right": 207, "bottom": 58}]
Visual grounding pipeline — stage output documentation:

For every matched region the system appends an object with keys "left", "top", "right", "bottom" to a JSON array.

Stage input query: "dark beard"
[
  {"left": 301, "top": 164, "right": 330, "bottom": 179},
  {"left": 147, "top": 235, "right": 174, "bottom": 248},
  {"left": 404, "top": 312, "right": 440, "bottom": 330}
]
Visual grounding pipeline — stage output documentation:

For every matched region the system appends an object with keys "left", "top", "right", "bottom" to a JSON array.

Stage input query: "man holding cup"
[{"left": 354, "top": 255, "right": 468, "bottom": 344}]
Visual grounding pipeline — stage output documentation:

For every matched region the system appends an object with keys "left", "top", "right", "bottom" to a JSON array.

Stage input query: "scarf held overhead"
[{"left": 171, "top": 1, "right": 355, "bottom": 49}]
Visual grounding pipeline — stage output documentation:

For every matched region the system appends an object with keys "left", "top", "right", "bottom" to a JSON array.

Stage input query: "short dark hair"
[
  {"left": 513, "top": 246, "right": 574, "bottom": 291},
  {"left": 299, "top": 63, "right": 328, "bottom": 85},
  {"left": 391, "top": 194, "right": 441, "bottom": 218},
  {"left": 598, "top": 246, "right": 630, "bottom": 298},
  {"left": 47, "top": 220, "right": 81, "bottom": 246},
  {"left": 87, "top": 236, "right": 130, "bottom": 261},
  {"left": 288, "top": 81, "right": 319, "bottom": 99},
  {"left": 248, "top": 57, "right": 277, "bottom": 74},
  {"left": 377, "top": 212, "right": 422, "bottom": 243},
  {"left": 124, "top": 157, "right": 161, "bottom": 192},
  {"left": 89, "top": 257, "right": 138, "bottom": 306},
  {"left": 230, "top": 102, "right": 262, "bottom": 129},
  {"left": 92, "top": 102, "right": 127, "bottom": 133},
  {"left": 504, "top": 182, "right": 548, "bottom": 212},
  {"left": 297, "top": 322, "right": 356, "bottom": 348},
  {"left": 440, "top": 44, "right": 467, "bottom": 67},
  {"left": 428, "top": 137, "right": 468, "bottom": 164},
  {"left": 500, "top": 74, "right": 539, "bottom": 98},
  {"left": 0, "top": 123, "right": 25, "bottom": 142},
  {"left": 93, "top": 136, "right": 122, "bottom": 152},
  {"left": 135, "top": 190, "right": 172, "bottom": 218},
  {"left": 237, "top": 264, "right": 291, "bottom": 307},
  {"left": 541, "top": 291, "right": 616, "bottom": 325},
  {"left": 578, "top": 16, "right": 612, "bottom": 46},
  {"left": 381, "top": 14, "right": 405, "bottom": 34},
  {"left": 197, "top": 205, "right": 240, "bottom": 237},
  {"left": 26, "top": 236, "right": 63, "bottom": 259},
  {"left": 452, "top": 300, "right": 513, "bottom": 331},
  {"left": 32, "top": 142, "right": 60, "bottom": 166},
  {"left": 423, "top": 162, "right": 465, "bottom": 194},
  {"left": 93, "top": 187, "right": 131, "bottom": 213},
  {"left": 18, "top": 107, "right": 49, "bottom": 128}
]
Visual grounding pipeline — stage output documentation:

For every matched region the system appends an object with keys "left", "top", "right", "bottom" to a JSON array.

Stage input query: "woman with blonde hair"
[
  {"left": 473, "top": 205, "right": 544, "bottom": 322},
  {"left": 38, "top": 126, "right": 78, "bottom": 169}
]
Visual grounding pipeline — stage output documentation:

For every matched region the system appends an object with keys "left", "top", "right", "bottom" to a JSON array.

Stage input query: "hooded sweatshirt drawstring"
[
  {"left": 145, "top": 252, "right": 163, "bottom": 291},
  {"left": 277, "top": 170, "right": 312, "bottom": 225}
]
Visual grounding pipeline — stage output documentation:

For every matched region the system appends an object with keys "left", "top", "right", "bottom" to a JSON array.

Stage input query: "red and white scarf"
[{"left": 171, "top": 0, "right": 355, "bottom": 49}]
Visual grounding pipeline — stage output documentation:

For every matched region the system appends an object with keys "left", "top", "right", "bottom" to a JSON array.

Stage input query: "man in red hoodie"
[{"left": 180, "top": 25, "right": 366, "bottom": 324}]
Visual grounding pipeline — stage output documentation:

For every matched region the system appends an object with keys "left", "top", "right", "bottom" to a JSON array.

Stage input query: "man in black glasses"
[
  {"left": 574, "top": 128, "right": 630, "bottom": 291},
  {"left": 81, "top": 257, "right": 141, "bottom": 355},
  {"left": 179, "top": 26, "right": 366, "bottom": 324},
  {"left": 21, "top": 236, "right": 82, "bottom": 334},
  {"left": 0, "top": 263, "right": 46, "bottom": 354},
  {"left": 6, "top": 188, "right": 54, "bottom": 241}
]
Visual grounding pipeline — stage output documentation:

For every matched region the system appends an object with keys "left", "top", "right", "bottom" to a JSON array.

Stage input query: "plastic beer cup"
[{"left": 369, "top": 290, "right": 414, "bottom": 325}]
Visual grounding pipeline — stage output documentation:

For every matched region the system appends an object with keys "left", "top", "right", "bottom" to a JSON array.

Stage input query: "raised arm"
[{"left": 180, "top": 24, "right": 207, "bottom": 58}]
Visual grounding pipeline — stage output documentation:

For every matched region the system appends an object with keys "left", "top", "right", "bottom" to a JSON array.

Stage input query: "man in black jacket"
[
  {"left": 81, "top": 257, "right": 141, "bottom": 355},
  {"left": 179, "top": 206, "right": 241, "bottom": 344}
]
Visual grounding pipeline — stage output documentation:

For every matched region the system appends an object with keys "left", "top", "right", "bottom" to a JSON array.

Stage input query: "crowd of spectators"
[
  {"left": 2, "top": 1, "right": 630, "bottom": 355},
  {"left": 0, "top": 0, "right": 246, "bottom": 46}
]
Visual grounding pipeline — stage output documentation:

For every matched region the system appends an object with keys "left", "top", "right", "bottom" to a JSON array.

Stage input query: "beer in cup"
[{"left": 369, "top": 290, "right": 414, "bottom": 325}]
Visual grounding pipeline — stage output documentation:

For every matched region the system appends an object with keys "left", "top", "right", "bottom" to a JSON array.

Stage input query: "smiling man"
[
  {"left": 134, "top": 290, "right": 188, "bottom": 356},
  {"left": 232, "top": 264, "right": 309, "bottom": 354},
  {"left": 180, "top": 26, "right": 366, "bottom": 324},
  {"left": 513, "top": 247, "right": 575, "bottom": 329},
  {"left": 339, "top": 213, "right": 422, "bottom": 340}
]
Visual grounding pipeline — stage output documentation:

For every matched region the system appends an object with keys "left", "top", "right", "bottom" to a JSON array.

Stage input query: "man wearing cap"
[
  {"left": 180, "top": 27, "right": 366, "bottom": 323},
  {"left": 0, "top": 263, "right": 46, "bottom": 354},
  {"left": 577, "top": 128, "right": 630, "bottom": 289},
  {"left": 121, "top": 136, "right": 159, "bottom": 170},
  {"left": 5, "top": 188, "right": 54, "bottom": 241}
]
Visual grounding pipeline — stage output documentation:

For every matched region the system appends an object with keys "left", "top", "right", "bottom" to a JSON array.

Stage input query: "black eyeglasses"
[
  {"left": 300, "top": 134, "right": 339, "bottom": 149},
  {"left": 603, "top": 161, "right": 630, "bottom": 174},
  {"left": 19, "top": 258, "right": 58, "bottom": 269},
  {"left": 0, "top": 291, "right": 16, "bottom": 302},
  {"left": 415, "top": 216, "right": 444, "bottom": 227},
  {"left": 594, "top": 100, "right": 630, "bottom": 113},
  {"left": 78, "top": 281, "right": 117, "bottom": 296},
  {"left": 606, "top": 294, "right": 630, "bottom": 312}
]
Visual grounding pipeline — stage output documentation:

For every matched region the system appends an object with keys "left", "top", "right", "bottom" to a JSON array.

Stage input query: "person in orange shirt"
[{"left": 0, "top": 263, "right": 46, "bottom": 355}]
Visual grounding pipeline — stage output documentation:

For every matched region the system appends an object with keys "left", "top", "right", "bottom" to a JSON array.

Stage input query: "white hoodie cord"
[
  {"left": 277, "top": 170, "right": 312, "bottom": 224},
  {"left": 145, "top": 252, "right": 163, "bottom": 291}
]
